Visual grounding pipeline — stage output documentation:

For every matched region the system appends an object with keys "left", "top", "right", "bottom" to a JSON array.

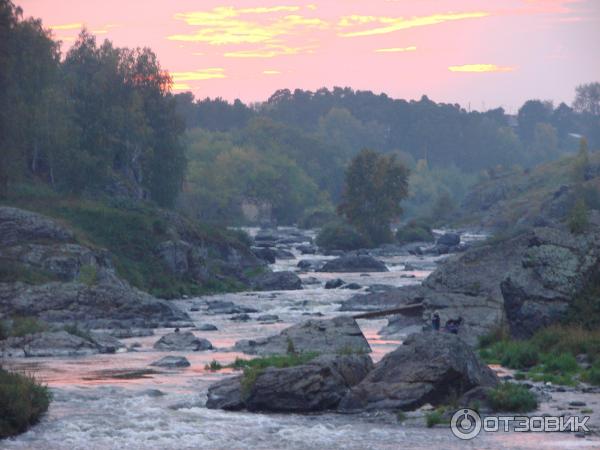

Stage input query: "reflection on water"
[{"left": 3, "top": 231, "right": 599, "bottom": 449}]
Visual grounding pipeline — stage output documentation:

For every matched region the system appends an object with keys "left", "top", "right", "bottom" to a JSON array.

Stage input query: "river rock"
[
  {"left": 297, "top": 244, "right": 317, "bottom": 254},
  {"left": 150, "top": 356, "right": 191, "bottom": 368},
  {"left": 325, "top": 278, "right": 344, "bottom": 289},
  {"left": 256, "top": 314, "right": 279, "bottom": 322},
  {"left": 234, "top": 316, "right": 371, "bottom": 356},
  {"left": 153, "top": 331, "right": 212, "bottom": 351},
  {"left": 89, "top": 332, "right": 125, "bottom": 354},
  {"left": 205, "top": 300, "right": 258, "bottom": 315},
  {"left": 297, "top": 259, "right": 324, "bottom": 271},
  {"left": 1, "top": 331, "right": 99, "bottom": 358},
  {"left": 206, "top": 354, "right": 373, "bottom": 412},
  {"left": 342, "top": 283, "right": 362, "bottom": 290},
  {"left": 251, "top": 247, "right": 276, "bottom": 264},
  {"left": 436, "top": 233, "right": 461, "bottom": 247},
  {"left": 319, "top": 255, "right": 388, "bottom": 273},
  {"left": 196, "top": 323, "right": 218, "bottom": 331},
  {"left": 273, "top": 249, "right": 295, "bottom": 259},
  {"left": 251, "top": 271, "right": 302, "bottom": 291},
  {"left": 339, "top": 332, "right": 498, "bottom": 412}
]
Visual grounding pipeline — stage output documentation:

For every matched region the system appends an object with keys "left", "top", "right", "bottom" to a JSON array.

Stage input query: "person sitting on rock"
[
  {"left": 444, "top": 317, "right": 463, "bottom": 334},
  {"left": 432, "top": 312, "right": 440, "bottom": 331}
]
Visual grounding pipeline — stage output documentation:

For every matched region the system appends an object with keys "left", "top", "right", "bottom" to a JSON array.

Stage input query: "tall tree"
[
  {"left": 573, "top": 82, "right": 600, "bottom": 116},
  {"left": 338, "top": 149, "right": 409, "bottom": 245}
]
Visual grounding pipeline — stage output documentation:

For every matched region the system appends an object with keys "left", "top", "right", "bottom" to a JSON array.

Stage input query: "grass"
[
  {"left": 7, "top": 317, "right": 49, "bottom": 338},
  {"left": 1, "top": 182, "right": 252, "bottom": 298},
  {"left": 0, "top": 367, "right": 52, "bottom": 439},
  {"left": 205, "top": 360, "right": 223, "bottom": 371},
  {"left": 77, "top": 265, "right": 98, "bottom": 286},
  {"left": 488, "top": 382, "right": 538, "bottom": 413},
  {"left": 479, "top": 325, "right": 600, "bottom": 387}
]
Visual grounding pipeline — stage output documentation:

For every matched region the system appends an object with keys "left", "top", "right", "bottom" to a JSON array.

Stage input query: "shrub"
[
  {"left": 568, "top": 198, "right": 589, "bottom": 234},
  {"left": 204, "top": 360, "right": 223, "bottom": 371},
  {"left": 425, "top": 409, "right": 446, "bottom": 427},
  {"left": 9, "top": 317, "right": 48, "bottom": 338},
  {"left": 316, "top": 221, "right": 369, "bottom": 251},
  {"left": 395, "top": 220, "right": 434, "bottom": 244},
  {"left": 77, "top": 265, "right": 98, "bottom": 286},
  {"left": 542, "top": 353, "right": 578, "bottom": 374},
  {"left": 63, "top": 324, "right": 93, "bottom": 342},
  {"left": 0, "top": 368, "right": 52, "bottom": 438},
  {"left": 0, "top": 321, "right": 6, "bottom": 341},
  {"left": 583, "top": 361, "right": 600, "bottom": 386},
  {"left": 488, "top": 383, "right": 538, "bottom": 413},
  {"left": 0, "top": 261, "right": 57, "bottom": 285},
  {"left": 499, "top": 342, "right": 540, "bottom": 369},
  {"left": 478, "top": 326, "right": 510, "bottom": 349}
]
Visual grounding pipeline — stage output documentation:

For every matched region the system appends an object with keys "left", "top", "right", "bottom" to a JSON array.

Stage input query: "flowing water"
[{"left": 3, "top": 229, "right": 599, "bottom": 449}]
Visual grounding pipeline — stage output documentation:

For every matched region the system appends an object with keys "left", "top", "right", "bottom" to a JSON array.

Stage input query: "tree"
[
  {"left": 572, "top": 138, "right": 590, "bottom": 182},
  {"left": 517, "top": 100, "right": 552, "bottom": 144},
  {"left": 338, "top": 149, "right": 409, "bottom": 245},
  {"left": 573, "top": 82, "right": 600, "bottom": 116}
]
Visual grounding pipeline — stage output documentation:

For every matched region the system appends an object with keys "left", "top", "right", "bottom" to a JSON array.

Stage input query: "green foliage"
[
  {"left": 572, "top": 138, "right": 590, "bottom": 182},
  {"left": 425, "top": 408, "right": 446, "bottom": 428},
  {"left": 395, "top": 220, "right": 434, "bottom": 244},
  {"left": 338, "top": 149, "right": 410, "bottom": 245},
  {"left": 500, "top": 342, "right": 540, "bottom": 369},
  {"left": 396, "top": 411, "right": 407, "bottom": 423},
  {"left": 0, "top": 321, "right": 6, "bottom": 341},
  {"left": 229, "top": 352, "right": 319, "bottom": 371},
  {"left": 541, "top": 353, "right": 579, "bottom": 374},
  {"left": 204, "top": 360, "right": 223, "bottom": 371},
  {"left": 477, "top": 326, "right": 510, "bottom": 349},
  {"left": 77, "top": 265, "right": 98, "bottom": 286},
  {"left": 0, "top": 367, "right": 52, "bottom": 439},
  {"left": 0, "top": 261, "right": 58, "bottom": 285},
  {"left": 488, "top": 383, "right": 538, "bottom": 413},
  {"left": 9, "top": 317, "right": 48, "bottom": 338},
  {"left": 315, "top": 221, "right": 369, "bottom": 251},
  {"left": 582, "top": 361, "right": 600, "bottom": 386},
  {"left": 286, "top": 338, "right": 296, "bottom": 355},
  {"left": 568, "top": 198, "right": 589, "bottom": 234}
]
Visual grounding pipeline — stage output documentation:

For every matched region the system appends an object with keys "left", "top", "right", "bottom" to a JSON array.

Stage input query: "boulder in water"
[
  {"left": 153, "top": 331, "right": 212, "bottom": 351},
  {"left": 150, "top": 356, "right": 191, "bottom": 368},
  {"left": 251, "top": 271, "right": 302, "bottom": 291},
  {"left": 319, "top": 255, "right": 388, "bottom": 273}
]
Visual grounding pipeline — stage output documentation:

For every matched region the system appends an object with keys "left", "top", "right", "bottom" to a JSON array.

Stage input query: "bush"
[
  {"left": 0, "top": 321, "right": 6, "bottom": 341},
  {"left": 568, "top": 198, "right": 589, "bottom": 234},
  {"left": 395, "top": 220, "right": 434, "bottom": 244},
  {"left": 477, "top": 326, "right": 510, "bottom": 349},
  {"left": 0, "top": 261, "right": 57, "bottom": 285},
  {"left": 499, "top": 342, "right": 540, "bottom": 369},
  {"left": 425, "top": 409, "right": 446, "bottom": 427},
  {"left": 542, "top": 353, "right": 578, "bottom": 374},
  {"left": 63, "top": 324, "right": 93, "bottom": 342},
  {"left": 77, "top": 265, "right": 98, "bottom": 286},
  {"left": 583, "top": 361, "right": 600, "bottom": 386},
  {"left": 9, "top": 317, "right": 48, "bottom": 338},
  {"left": 316, "top": 221, "right": 369, "bottom": 251},
  {"left": 0, "top": 368, "right": 52, "bottom": 438},
  {"left": 488, "top": 383, "right": 538, "bottom": 413}
]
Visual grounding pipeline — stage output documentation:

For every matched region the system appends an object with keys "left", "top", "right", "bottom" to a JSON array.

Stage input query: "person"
[
  {"left": 432, "top": 312, "right": 440, "bottom": 331},
  {"left": 445, "top": 317, "right": 463, "bottom": 334}
]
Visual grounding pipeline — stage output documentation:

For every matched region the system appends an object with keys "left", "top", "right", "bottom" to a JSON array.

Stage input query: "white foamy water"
[{"left": 3, "top": 229, "right": 599, "bottom": 449}]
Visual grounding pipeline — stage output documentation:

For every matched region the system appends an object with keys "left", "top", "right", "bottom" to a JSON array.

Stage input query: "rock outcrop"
[
  {"left": 150, "top": 356, "right": 191, "bottom": 368},
  {"left": 339, "top": 332, "right": 498, "bottom": 412},
  {"left": 153, "top": 331, "right": 212, "bottom": 351},
  {"left": 206, "top": 354, "right": 373, "bottom": 412},
  {"left": 234, "top": 316, "right": 371, "bottom": 356},
  {"left": 250, "top": 271, "right": 302, "bottom": 291},
  {"left": 319, "top": 255, "right": 388, "bottom": 273}
]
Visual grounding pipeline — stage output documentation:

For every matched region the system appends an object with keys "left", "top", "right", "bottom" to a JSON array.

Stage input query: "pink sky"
[{"left": 19, "top": 0, "right": 600, "bottom": 112}]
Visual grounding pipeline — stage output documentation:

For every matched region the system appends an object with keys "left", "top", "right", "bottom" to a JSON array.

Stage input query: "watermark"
[{"left": 450, "top": 408, "right": 590, "bottom": 440}]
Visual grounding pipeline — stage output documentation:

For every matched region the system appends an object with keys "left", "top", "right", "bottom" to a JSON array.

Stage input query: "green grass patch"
[
  {"left": 0, "top": 261, "right": 59, "bottom": 285},
  {"left": 488, "top": 382, "right": 538, "bottom": 413},
  {"left": 0, "top": 367, "right": 52, "bottom": 439},
  {"left": 204, "top": 360, "right": 223, "bottom": 371},
  {"left": 7, "top": 317, "right": 49, "bottom": 338},
  {"left": 425, "top": 408, "right": 447, "bottom": 428}
]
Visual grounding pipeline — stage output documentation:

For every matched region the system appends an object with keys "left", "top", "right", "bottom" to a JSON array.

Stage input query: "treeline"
[
  {"left": 0, "top": 1, "right": 185, "bottom": 207},
  {"left": 175, "top": 85, "right": 599, "bottom": 224}
]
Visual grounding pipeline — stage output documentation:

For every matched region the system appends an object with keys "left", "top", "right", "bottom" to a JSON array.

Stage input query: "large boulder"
[
  {"left": 436, "top": 233, "right": 460, "bottom": 247},
  {"left": 206, "top": 354, "right": 373, "bottom": 413},
  {"left": 339, "top": 332, "right": 498, "bottom": 412},
  {"left": 0, "top": 207, "right": 73, "bottom": 247},
  {"left": 251, "top": 271, "right": 302, "bottom": 291},
  {"left": 234, "top": 316, "right": 371, "bottom": 356},
  {"left": 0, "top": 281, "right": 193, "bottom": 330},
  {"left": 153, "top": 331, "right": 212, "bottom": 351},
  {"left": 1, "top": 331, "right": 98, "bottom": 358},
  {"left": 150, "top": 356, "right": 191, "bottom": 368},
  {"left": 319, "top": 255, "right": 388, "bottom": 273}
]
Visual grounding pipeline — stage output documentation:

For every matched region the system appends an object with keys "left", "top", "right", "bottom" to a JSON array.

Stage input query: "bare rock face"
[
  {"left": 339, "top": 332, "right": 498, "bottom": 412},
  {"left": 0, "top": 207, "right": 73, "bottom": 247},
  {"left": 153, "top": 331, "right": 212, "bottom": 351},
  {"left": 206, "top": 354, "right": 373, "bottom": 413},
  {"left": 234, "top": 316, "right": 371, "bottom": 356}
]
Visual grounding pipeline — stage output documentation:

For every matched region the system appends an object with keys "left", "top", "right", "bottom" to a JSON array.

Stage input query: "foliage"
[
  {"left": 63, "top": 324, "right": 93, "bottom": 342},
  {"left": 77, "top": 265, "right": 98, "bottom": 286},
  {"left": 395, "top": 220, "right": 434, "bottom": 244},
  {"left": 0, "top": 367, "right": 52, "bottom": 439},
  {"left": 8, "top": 317, "right": 48, "bottom": 338},
  {"left": 204, "top": 360, "right": 223, "bottom": 371},
  {"left": 0, "top": 261, "right": 58, "bottom": 285},
  {"left": 425, "top": 408, "right": 447, "bottom": 427},
  {"left": 488, "top": 383, "right": 538, "bottom": 413},
  {"left": 568, "top": 198, "right": 589, "bottom": 234},
  {"left": 315, "top": 221, "right": 369, "bottom": 251},
  {"left": 338, "top": 149, "right": 409, "bottom": 245},
  {"left": 582, "top": 361, "right": 600, "bottom": 386},
  {"left": 573, "top": 82, "right": 600, "bottom": 116},
  {"left": 229, "top": 352, "right": 319, "bottom": 371}
]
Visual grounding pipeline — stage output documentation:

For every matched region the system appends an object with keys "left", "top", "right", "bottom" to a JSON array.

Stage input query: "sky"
[{"left": 18, "top": 0, "right": 600, "bottom": 112}]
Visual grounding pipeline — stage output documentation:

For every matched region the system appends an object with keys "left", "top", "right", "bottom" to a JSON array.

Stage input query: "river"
[{"left": 3, "top": 228, "right": 599, "bottom": 449}]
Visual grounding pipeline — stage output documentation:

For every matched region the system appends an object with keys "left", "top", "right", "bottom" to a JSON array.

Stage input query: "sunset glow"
[{"left": 18, "top": 0, "right": 600, "bottom": 110}]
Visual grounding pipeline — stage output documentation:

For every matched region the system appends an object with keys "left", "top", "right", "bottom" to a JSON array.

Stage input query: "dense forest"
[{"left": 1, "top": 0, "right": 599, "bottom": 227}]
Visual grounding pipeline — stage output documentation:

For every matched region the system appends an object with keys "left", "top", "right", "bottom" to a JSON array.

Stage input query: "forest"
[{"left": 1, "top": 0, "right": 599, "bottom": 227}]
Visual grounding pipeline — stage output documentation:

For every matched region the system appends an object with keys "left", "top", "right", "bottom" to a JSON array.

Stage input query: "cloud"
[
  {"left": 172, "top": 82, "right": 192, "bottom": 91},
  {"left": 171, "top": 68, "right": 226, "bottom": 81},
  {"left": 263, "top": 70, "right": 281, "bottom": 75},
  {"left": 48, "top": 23, "right": 83, "bottom": 31},
  {"left": 338, "top": 12, "right": 490, "bottom": 37},
  {"left": 448, "top": 64, "right": 516, "bottom": 73},
  {"left": 375, "top": 46, "right": 417, "bottom": 53},
  {"left": 169, "top": 6, "right": 327, "bottom": 45},
  {"left": 224, "top": 44, "right": 315, "bottom": 58}
]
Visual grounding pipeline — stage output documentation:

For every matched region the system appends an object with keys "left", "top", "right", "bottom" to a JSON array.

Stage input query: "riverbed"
[{"left": 3, "top": 228, "right": 599, "bottom": 449}]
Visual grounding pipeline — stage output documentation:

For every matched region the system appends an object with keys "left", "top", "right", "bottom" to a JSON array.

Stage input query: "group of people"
[{"left": 431, "top": 312, "right": 463, "bottom": 334}]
